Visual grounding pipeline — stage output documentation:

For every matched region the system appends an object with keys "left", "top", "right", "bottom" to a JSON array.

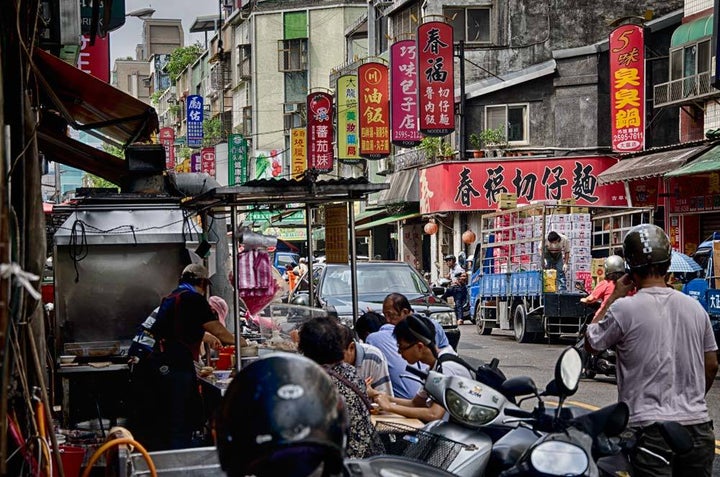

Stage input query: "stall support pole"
[
  {"left": 306, "top": 204, "right": 315, "bottom": 307},
  {"left": 231, "top": 205, "right": 242, "bottom": 371},
  {"left": 349, "top": 203, "right": 359, "bottom": 326}
]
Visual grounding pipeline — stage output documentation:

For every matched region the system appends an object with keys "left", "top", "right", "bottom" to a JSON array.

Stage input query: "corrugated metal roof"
[
  {"left": 665, "top": 145, "right": 720, "bottom": 177},
  {"left": 597, "top": 145, "right": 708, "bottom": 184}
]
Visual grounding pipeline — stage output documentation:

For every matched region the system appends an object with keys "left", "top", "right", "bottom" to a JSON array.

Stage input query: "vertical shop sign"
[
  {"left": 159, "top": 127, "right": 175, "bottom": 170},
  {"left": 228, "top": 134, "right": 248, "bottom": 185},
  {"left": 336, "top": 75, "right": 361, "bottom": 162},
  {"left": 306, "top": 92, "right": 334, "bottom": 171},
  {"left": 201, "top": 147, "right": 216, "bottom": 177},
  {"left": 417, "top": 21, "right": 455, "bottom": 136},
  {"left": 190, "top": 152, "right": 202, "bottom": 172},
  {"left": 391, "top": 39, "right": 422, "bottom": 147},
  {"left": 186, "top": 95, "right": 204, "bottom": 148},
  {"left": 324, "top": 203, "right": 349, "bottom": 264},
  {"left": 358, "top": 62, "right": 390, "bottom": 158},
  {"left": 77, "top": 35, "right": 110, "bottom": 82},
  {"left": 609, "top": 24, "right": 645, "bottom": 152},
  {"left": 291, "top": 128, "right": 307, "bottom": 179}
]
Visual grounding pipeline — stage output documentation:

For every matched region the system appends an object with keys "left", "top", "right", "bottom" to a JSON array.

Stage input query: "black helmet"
[
  {"left": 216, "top": 354, "right": 347, "bottom": 477},
  {"left": 444, "top": 254, "right": 456, "bottom": 262},
  {"left": 623, "top": 224, "right": 671, "bottom": 269}
]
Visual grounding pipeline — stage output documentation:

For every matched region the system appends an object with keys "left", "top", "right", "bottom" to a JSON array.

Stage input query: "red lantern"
[
  {"left": 424, "top": 222, "right": 438, "bottom": 235},
  {"left": 462, "top": 230, "right": 476, "bottom": 244}
]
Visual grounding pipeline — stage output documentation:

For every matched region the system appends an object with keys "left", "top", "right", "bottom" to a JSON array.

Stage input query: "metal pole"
[
  {"left": 457, "top": 40, "right": 466, "bottom": 160},
  {"left": 306, "top": 203, "right": 315, "bottom": 307},
  {"left": 368, "top": 1, "right": 376, "bottom": 57},
  {"left": 231, "top": 205, "right": 242, "bottom": 370},
  {"left": 349, "top": 202, "right": 359, "bottom": 325}
]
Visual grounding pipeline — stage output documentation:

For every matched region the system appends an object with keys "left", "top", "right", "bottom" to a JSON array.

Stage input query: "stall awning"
[
  {"left": 665, "top": 145, "right": 720, "bottom": 177},
  {"left": 356, "top": 212, "right": 420, "bottom": 231},
  {"left": 34, "top": 48, "right": 158, "bottom": 147},
  {"left": 597, "top": 145, "right": 708, "bottom": 184},
  {"left": 378, "top": 169, "right": 419, "bottom": 205},
  {"left": 671, "top": 15, "right": 713, "bottom": 48}
]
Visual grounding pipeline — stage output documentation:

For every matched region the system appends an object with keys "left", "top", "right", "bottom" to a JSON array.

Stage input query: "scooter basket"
[{"left": 374, "top": 421, "right": 467, "bottom": 470}]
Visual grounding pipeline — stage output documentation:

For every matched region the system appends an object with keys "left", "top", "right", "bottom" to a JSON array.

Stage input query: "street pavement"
[{"left": 455, "top": 323, "right": 720, "bottom": 475}]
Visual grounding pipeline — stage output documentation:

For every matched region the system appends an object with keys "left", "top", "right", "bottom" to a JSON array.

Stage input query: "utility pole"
[{"left": 455, "top": 40, "right": 466, "bottom": 160}]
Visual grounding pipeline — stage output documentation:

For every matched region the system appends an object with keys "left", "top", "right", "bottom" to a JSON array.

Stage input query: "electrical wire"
[{"left": 68, "top": 220, "right": 88, "bottom": 283}]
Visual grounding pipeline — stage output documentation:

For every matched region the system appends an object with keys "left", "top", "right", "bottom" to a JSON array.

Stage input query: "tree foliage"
[
  {"left": 203, "top": 117, "right": 224, "bottom": 146},
  {"left": 165, "top": 43, "right": 204, "bottom": 81}
]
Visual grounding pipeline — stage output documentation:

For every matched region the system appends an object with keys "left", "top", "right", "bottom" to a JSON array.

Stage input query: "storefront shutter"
[{"left": 700, "top": 213, "right": 720, "bottom": 243}]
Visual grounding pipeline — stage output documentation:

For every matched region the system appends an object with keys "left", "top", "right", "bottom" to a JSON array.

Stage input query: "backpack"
[
  {"left": 128, "top": 291, "right": 185, "bottom": 363},
  {"left": 437, "top": 353, "right": 508, "bottom": 395}
]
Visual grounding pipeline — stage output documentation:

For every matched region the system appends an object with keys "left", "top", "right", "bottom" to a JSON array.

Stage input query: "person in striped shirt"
[{"left": 340, "top": 325, "right": 394, "bottom": 397}]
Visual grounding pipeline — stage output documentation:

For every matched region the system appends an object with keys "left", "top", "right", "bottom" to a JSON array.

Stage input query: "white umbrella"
[{"left": 668, "top": 250, "right": 702, "bottom": 273}]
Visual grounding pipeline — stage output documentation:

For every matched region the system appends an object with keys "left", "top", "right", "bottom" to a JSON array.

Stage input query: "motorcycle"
[{"left": 573, "top": 282, "right": 616, "bottom": 379}]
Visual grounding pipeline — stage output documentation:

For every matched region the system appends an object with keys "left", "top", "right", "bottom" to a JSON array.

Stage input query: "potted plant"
[
  {"left": 419, "top": 136, "right": 442, "bottom": 161},
  {"left": 478, "top": 126, "right": 507, "bottom": 156},
  {"left": 440, "top": 141, "right": 455, "bottom": 160},
  {"left": 469, "top": 133, "right": 484, "bottom": 158}
]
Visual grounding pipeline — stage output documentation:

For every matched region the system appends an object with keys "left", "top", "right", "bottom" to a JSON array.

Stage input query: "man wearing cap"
[
  {"left": 130, "top": 263, "right": 241, "bottom": 450},
  {"left": 444, "top": 255, "right": 464, "bottom": 280}
]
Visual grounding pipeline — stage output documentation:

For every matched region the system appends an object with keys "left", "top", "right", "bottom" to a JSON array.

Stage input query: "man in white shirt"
[
  {"left": 544, "top": 231, "right": 570, "bottom": 291},
  {"left": 444, "top": 254, "right": 465, "bottom": 280}
]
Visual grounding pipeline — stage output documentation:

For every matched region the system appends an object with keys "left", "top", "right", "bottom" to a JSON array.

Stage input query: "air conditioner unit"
[{"left": 284, "top": 103, "right": 298, "bottom": 114}]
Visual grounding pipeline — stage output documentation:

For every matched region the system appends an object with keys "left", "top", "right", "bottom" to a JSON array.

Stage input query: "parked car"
[{"left": 289, "top": 262, "right": 461, "bottom": 349}]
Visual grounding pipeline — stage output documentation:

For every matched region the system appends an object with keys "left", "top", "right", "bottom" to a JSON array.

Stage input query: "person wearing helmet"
[
  {"left": 544, "top": 230, "right": 570, "bottom": 291},
  {"left": 444, "top": 254, "right": 464, "bottom": 280},
  {"left": 586, "top": 224, "right": 718, "bottom": 477},
  {"left": 216, "top": 354, "right": 348, "bottom": 477},
  {"left": 372, "top": 314, "right": 473, "bottom": 422},
  {"left": 298, "top": 317, "right": 384, "bottom": 459},
  {"left": 129, "top": 264, "right": 240, "bottom": 451},
  {"left": 580, "top": 255, "right": 629, "bottom": 319}
]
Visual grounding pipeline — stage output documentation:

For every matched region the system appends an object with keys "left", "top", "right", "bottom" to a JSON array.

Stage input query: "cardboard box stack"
[{"left": 497, "top": 193, "right": 518, "bottom": 210}]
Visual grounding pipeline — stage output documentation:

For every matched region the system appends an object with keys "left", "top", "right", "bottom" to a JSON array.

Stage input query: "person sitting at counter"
[
  {"left": 128, "top": 264, "right": 243, "bottom": 451},
  {"left": 339, "top": 325, "right": 393, "bottom": 397},
  {"left": 371, "top": 314, "right": 473, "bottom": 423},
  {"left": 298, "top": 317, "right": 384, "bottom": 459}
]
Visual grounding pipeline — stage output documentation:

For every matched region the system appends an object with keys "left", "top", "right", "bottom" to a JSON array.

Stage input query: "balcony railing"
[{"left": 654, "top": 71, "right": 719, "bottom": 107}]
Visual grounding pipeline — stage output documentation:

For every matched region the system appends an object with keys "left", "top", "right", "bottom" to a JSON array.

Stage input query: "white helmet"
[{"left": 604, "top": 255, "right": 626, "bottom": 275}]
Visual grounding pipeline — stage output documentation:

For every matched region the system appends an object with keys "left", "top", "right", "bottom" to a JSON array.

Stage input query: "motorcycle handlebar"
[{"left": 504, "top": 408, "right": 534, "bottom": 418}]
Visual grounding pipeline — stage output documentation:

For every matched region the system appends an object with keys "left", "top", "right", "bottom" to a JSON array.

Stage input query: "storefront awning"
[
  {"left": 671, "top": 15, "right": 713, "bottom": 48},
  {"left": 356, "top": 212, "right": 420, "bottom": 231},
  {"left": 665, "top": 145, "right": 720, "bottom": 177},
  {"left": 378, "top": 169, "right": 419, "bottom": 205},
  {"left": 34, "top": 48, "right": 158, "bottom": 147},
  {"left": 597, "top": 146, "right": 708, "bottom": 184}
]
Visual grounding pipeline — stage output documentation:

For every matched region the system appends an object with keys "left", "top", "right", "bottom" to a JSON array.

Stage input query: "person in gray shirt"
[{"left": 586, "top": 224, "right": 718, "bottom": 477}]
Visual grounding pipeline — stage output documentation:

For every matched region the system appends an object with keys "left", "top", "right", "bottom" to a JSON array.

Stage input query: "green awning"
[
  {"left": 671, "top": 15, "right": 713, "bottom": 48},
  {"left": 356, "top": 212, "right": 420, "bottom": 231},
  {"left": 665, "top": 145, "right": 720, "bottom": 177}
]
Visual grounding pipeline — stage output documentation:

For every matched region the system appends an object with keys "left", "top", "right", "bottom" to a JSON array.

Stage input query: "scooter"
[{"left": 573, "top": 282, "right": 616, "bottom": 379}]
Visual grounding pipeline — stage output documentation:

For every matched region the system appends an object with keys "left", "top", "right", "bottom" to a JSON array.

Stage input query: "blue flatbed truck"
[{"left": 684, "top": 233, "right": 720, "bottom": 342}]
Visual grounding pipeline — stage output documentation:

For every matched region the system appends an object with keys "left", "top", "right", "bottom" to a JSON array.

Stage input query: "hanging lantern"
[
  {"left": 462, "top": 230, "right": 476, "bottom": 244},
  {"left": 424, "top": 222, "right": 438, "bottom": 235}
]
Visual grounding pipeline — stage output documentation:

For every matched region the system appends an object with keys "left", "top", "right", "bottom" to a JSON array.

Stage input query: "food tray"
[{"left": 374, "top": 421, "right": 467, "bottom": 470}]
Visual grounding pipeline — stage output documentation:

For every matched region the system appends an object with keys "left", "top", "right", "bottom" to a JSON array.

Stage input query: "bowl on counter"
[{"left": 59, "top": 355, "right": 76, "bottom": 365}]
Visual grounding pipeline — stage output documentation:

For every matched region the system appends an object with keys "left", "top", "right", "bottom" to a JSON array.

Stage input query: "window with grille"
[
  {"left": 237, "top": 44, "right": 251, "bottom": 79},
  {"left": 278, "top": 38, "right": 308, "bottom": 72},
  {"left": 392, "top": 5, "right": 421, "bottom": 37},
  {"left": 444, "top": 7, "right": 492, "bottom": 44},
  {"left": 485, "top": 104, "right": 529, "bottom": 144}
]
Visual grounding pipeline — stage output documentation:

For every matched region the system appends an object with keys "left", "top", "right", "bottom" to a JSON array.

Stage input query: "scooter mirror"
[
  {"left": 500, "top": 376, "right": 537, "bottom": 397},
  {"left": 554, "top": 347, "right": 582, "bottom": 397}
]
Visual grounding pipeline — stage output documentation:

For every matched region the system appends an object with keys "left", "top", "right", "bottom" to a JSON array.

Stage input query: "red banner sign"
[
  {"left": 419, "top": 157, "right": 627, "bottom": 213},
  {"left": 306, "top": 92, "right": 335, "bottom": 171},
  {"left": 417, "top": 21, "right": 455, "bottom": 136},
  {"left": 159, "top": 127, "right": 175, "bottom": 170},
  {"left": 358, "top": 62, "right": 390, "bottom": 158},
  {"left": 667, "top": 172, "right": 720, "bottom": 214},
  {"left": 201, "top": 147, "right": 216, "bottom": 177},
  {"left": 77, "top": 35, "right": 110, "bottom": 82},
  {"left": 609, "top": 24, "right": 645, "bottom": 152},
  {"left": 391, "top": 39, "right": 422, "bottom": 147}
]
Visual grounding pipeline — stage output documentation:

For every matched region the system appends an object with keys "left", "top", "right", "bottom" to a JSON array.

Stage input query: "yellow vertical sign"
[
  {"left": 291, "top": 128, "right": 307, "bottom": 180},
  {"left": 337, "top": 74, "right": 361, "bottom": 162}
]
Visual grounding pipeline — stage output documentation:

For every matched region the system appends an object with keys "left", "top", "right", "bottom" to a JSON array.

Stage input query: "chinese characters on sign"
[
  {"left": 291, "top": 128, "right": 307, "bottom": 179},
  {"left": 228, "top": 134, "right": 248, "bottom": 185},
  {"left": 419, "top": 158, "right": 627, "bottom": 213},
  {"left": 358, "top": 62, "right": 390, "bottom": 158},
  {"left": 186, "top": 95, "right": 204, "bottom": 148},
  {"left": 417, "top": 21, "right": 455, "bottom": 136},
  {"left": 337, "top": 75, "right": 361, "bottom": 162},
  {"left": 306, "top": 92, "right": 334, "bottom": 172},
  {"left": 609, "top": 24, "right": 645, "bottom": 152},
  {"left": 391, "top": 39, "right": 422, "bottom": 147},
  {"left": 201, "top": 147, "right": 216, "bottom": 178},
  {"left": 77, "top": 35, "right": 109, "bottom": 82},
  {"left": 190, "top": 152, "right": 201, "bottom": 173},
  {"left": 159, "top": 127, "right": 175, "bottom": 170}
]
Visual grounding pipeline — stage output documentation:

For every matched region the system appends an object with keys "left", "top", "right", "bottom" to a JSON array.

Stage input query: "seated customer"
[
  {"left": 298, "top": 317, "right": 384, "bottom": 459},
  {"left": 355, "top": 311, "right": 386, "bottom": 342},
  {"left": 371, "top": 314, "right": 473, "bottom": 423},
  {"left": 339, "top": 325, "right": 394, "bottom": 397}
]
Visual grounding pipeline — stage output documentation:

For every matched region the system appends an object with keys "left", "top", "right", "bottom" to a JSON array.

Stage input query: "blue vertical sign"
[{"left": 186, "top": 95, "right": 204, "bottom": 148}]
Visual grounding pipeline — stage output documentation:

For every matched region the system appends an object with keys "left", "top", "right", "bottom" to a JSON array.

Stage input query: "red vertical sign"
[
  {"left": 417, "top": 21, "right": 455, "bottom": 136},
  {"left": 609, "top": 24, "right": 645, "bottom": 152},
  {"left": 391, "top": 39, "right": 422, "bottom": 147},
  {"left": 159, "top": 127, "right": 175, "bottom": 170},
  {"left": 358, "top": 62, "right": 390, "bottom": 158},
  {"left": 77, "top": 35, "right": 110, "bottom": 82},
  {"left": 306, "top": 92, "right": 335, "bottom": 171},
  {"left": 201, "top": 147, "right": 216, "bottom": 177}
]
